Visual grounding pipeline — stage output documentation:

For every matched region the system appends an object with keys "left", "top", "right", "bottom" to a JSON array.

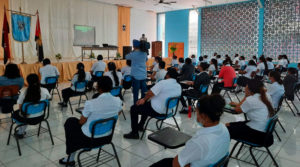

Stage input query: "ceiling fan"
[{"left": 154, "top": 0, "right": 177, "bottom": 6}]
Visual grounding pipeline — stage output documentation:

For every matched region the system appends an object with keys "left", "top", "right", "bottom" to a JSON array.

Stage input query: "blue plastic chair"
[
  {"left": 240, "top": 65, "right": 247, "bottom": 71},
  {"left": 67, "top": 81, "right": 89, "bottom": 114},
  {"left": 110, "top": 86, "right": 126, "bottom": 120},
  {"left": 209, "top": 153, "right": 229, "bottom": 167},
  {"left": 7, "top": 100, "right": 54, "bottom": 156},
  {"left": 45, "top": 76, "right": 61, "bottom": 101},
  {"left": 221, "top": 77, "right": 240, "bottom": 102},
  {"left": 173, "top": 64, "right": 179, "bottom": 68},
  {"left": 95, "top": 71, "right": 104, "bottom": 78},
  {"left": 229, "top": 115, "right": 279, "bottom": 167},
  {"left": 123, "top": 75, "right": 133, "bottom": 96},
  {"left": 68, "top": 116, "right": 120, "bottom": 167},
  {"left": 140, "top": 96, "right": 181, "bottom": 139},
  {"left": 192, "top": 62, "right": 197, "bottom": 66},
  {"left": 185, "top": 84, "right": 209, "bottom": 112}
]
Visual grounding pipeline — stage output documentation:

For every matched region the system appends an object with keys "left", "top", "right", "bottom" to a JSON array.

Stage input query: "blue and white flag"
[{"left": 11, "top": 13, "right": 31, "bottom": 42}]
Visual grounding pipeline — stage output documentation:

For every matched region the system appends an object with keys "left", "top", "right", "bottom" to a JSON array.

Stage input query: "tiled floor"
[{"left": 0, "top": 83, "right": 300, "bottom": 167}]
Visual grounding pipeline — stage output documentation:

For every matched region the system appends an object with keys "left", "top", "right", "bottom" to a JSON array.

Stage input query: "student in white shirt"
[
  {"left": 12, "top": 74, "right": 51, "bottom": 138},
  {"left": 227, "top": 79, "right": 275, "bottom": 146},
  {"left": 256, "top": 56, "right": 268, "bottom": 80},
  {"left": 276, "top": 55, "right": 289, "bottom": 72},
  {"left": 237, "top": 60, "right": 257, "bottom": 88},
  {"left": 152, "top": 61, "right": 167, "bottom": 83},
  {"left": 203, "top": 55, "right": 209, "bottom": 64},
  {"left": 252, "top": 56, "right": 258, "bottom": 64},
  {"left": 124, "top": 68, "right": 182, "bottom": 139},
  {"left": 59, "top": 63, "right": 91, "bottom": 107},
  {"left": 268, "top": 71, "right": 285, "bottom": 109},
  {"left": 151, "top": 57, "right": 162, "bottom": 79},
  {"left": 233, "top": 54, "right": 239, "bottom": 66},
  {"left": 121, "top": 60, "right": 131, "bottom": 78},
  {"left": 151, "top": 94, "right": 230, "bottom": 167},
  {"left": 238, "top": 56, "right": 246, "bottom": 69},
  {"left": 266, "top": 57, "right": 274, "bottom": 70},
  {"left": 208, "top": 59, "right": 218, "bottom": 76},
  {"left": 216, "top": 55, "right": 223, "bottom": 66},
  {"left": 59, "top": 77, "right": 122, "bottom": 166},
  {"left": 191, "top": 54, "right": 197, "bottom": 65},
  {"left": 171, "top": 55, "right": 179, "bottom": 67},
  {"left": 40, "top": 58, "right": 60, "bottom": 92},
  {"left": 178, "top": 58, "right": 184, "bottom": 72},
  {"left": 91, "top": 55, "right": 106, "bottom": 76},
  {"left": 104, "top": 62, "right": 122, "bottom": 87}
]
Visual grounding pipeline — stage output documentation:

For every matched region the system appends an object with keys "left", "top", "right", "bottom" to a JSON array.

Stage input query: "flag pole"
[{"left": 19, "top": 7, "right": 26, "bottom": 64}]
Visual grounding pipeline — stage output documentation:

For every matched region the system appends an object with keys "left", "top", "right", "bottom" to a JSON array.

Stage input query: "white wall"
[{"left": 130, "top": 8, "right": 157, "bottom": 56}]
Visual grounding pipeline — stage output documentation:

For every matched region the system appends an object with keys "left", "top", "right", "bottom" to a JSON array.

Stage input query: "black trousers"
[
  {"left": 180, "top": 89, "right": 202, "bottom": 108},
  {"left": 62, "top": 88, "right": 77, "bottom": 103},
  {"left": 211, "top": 82, "right": 224, "bottom": 94},
  {"left": 0, "top": 99, "right": 16, "bottom": 114},
  {"left": 227, "top": 121, "right": 273, "bottom": 147},
  {"left": 12, "top": 110, "right": 44, "bottom": 125},
  {"left": 130, "top": 101, "right": 164, "bottom": 133},
  {"left": 237, "top": 76, "right": 250, "bottom": 87},
  {"left": 41, "top": 84, "right": 55, "bottom": 94},
  {"left": 64, "top": 117, "right": 111, "bottom": 154},
  {"left": 150, "top": 158, "right": 173, "bottom": 167}
]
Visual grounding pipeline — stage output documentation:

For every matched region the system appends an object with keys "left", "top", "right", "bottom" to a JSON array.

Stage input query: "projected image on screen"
[{"left": 73, "top": 25, "right": 95, "bottom": 46}]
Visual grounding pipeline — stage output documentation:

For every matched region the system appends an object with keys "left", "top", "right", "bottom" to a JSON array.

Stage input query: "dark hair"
[
  {"left": 235, "top": 54, "right": 239, "bottom": 57},
  {"left": 179, "top": 58, "right": 184, "bottom": 63},
  {"left": 155, "top": 56, "right": 162, "bottom": 62},
  {"left": 173, "top": 55, "right": 177, "bottom": 59},
  {"left": 199, "top": 62, "right": 209, "bottom": 71},
  {"left": 269, "top": 71, "right": 283, "bottom": 85},
  {"left": 247, "top": 79, "right": 275, "bottom": 117},
  {"left": 223, "top": 58, "right": 232, "bottom": 66},
  {"left": 42, "top": 58, "right": 51, "bottom": 66},
  {"left": 159, "top": 61, "right": 166, "bottom": 69},
  {"left": 4, "top": 63, "right": 21, "bottom": 79},
  {"left": 24, "top": 74, "right": 41, "bottom": 103},
  {"left": 76, "top": 63, "right": 86, "bottom": 82},
  {"left": 248, "top": 60, "right": 257, "bottom": 67},
  {"left": 203, "top": 55, "right": 208, "bottom": 59},
  {"left": 97, "top": 55, "right": 103, "bottom": 61},
  {"left": 166, "top": 67, "right": 178, "bottom": 79},
  {"left": 199, "top": 56, "right": 203, "bottom": 61},
  {"left": 288, "top": 67, "right": 297, "bottom": 75},
  {"left": 217, "top": 55, "right": 221, "bottom": 59},
  {"left": 126, "top": 60, "right": 131, "bottom": 66},
  {"left": 266, "top": 57, "right": 273, "bottom": 62},
  {"left": 282, "top": 55, "right": 290, "bottom": 64},
  {"left": 259, "top": 56, "right": 268, "bottom": 71},
  {"left": 298, "top": 63, "right": 300, "bottom": 67},
  {"left": 240, "top": 56, "right": 245, "bottom": 60},
  {"left": 197, "top": 94, "right": 225, "bottom": 122},
  {"left": 97, "top": 76, "right": 113, "bottom": 92},
  {"left": 185, "top": 58, "right": 192, "bottom": 64},
  {"left": 278, "top": 55, "right": 282, "bottom": 60},
  {"left": 108, "top": 62, "right": 119, "bottom": 87},
  {"left": 191, "top": 54, "right": 196, "bottom": 58},
  {"left": 252, "top": 56, "right": 257, "bottom": 62},
  {"left": 210, "top": 59, "right": 218, "bottom": 71},
  {"left": 213, "top": 52, "right": 217, "bottom": 56}
]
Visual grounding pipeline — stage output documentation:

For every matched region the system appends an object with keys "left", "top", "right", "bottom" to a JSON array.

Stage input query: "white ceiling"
[{"left": 91, "top": 0, "right": 249, "bottom": 13}]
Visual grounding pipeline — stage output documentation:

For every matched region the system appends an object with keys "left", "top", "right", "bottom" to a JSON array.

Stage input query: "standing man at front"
[{"left": 126, "top": 40, "right": 148, "bottom": 104}]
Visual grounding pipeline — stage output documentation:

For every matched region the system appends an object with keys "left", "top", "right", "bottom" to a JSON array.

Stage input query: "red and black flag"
[
  {"left": 35, "top": 12, "right": 44, "bottom": 62},
  {"left": 2, "top": 9, "right": 11, "bottom": 64}
]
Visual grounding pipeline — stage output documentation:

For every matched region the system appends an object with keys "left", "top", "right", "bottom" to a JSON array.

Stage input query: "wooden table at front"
[{"left": 81, "top": 46, "right": 118, "bottom": 61}]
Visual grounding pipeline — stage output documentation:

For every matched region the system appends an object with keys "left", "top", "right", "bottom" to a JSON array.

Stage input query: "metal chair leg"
[
  {"left": 56, "top": 88, "right": 62, "bottom": 102},
  {"left": 66, "top": 154, "right": 71, "bottom": 167},
  {"left": 278, "top": 120, "right": 286, "bottom": 133},
  {"left": 37, "top": 123, "right": 42, "bottom": 137},
  {"left": 291, "top": 101, "right": 299, "bottom": 113},
  {"left": 234, "top": 93, "right": 240, "bottom": 102},
  {"left": 229, "top": 141, "right": 240, "bottom": 158},
  {"left": 45, "top": 120, "right": 54, "bottom": 145},
  {"left": 111, "top": 143, "right": 121, "bottom": 167},
  {"left": 68, "top": 100, "right": 74, "bottom": 115},
  {"left": 274, "top": 129, "right": 281, "bottom": 142},
  {"left": 285, "top": 99, "right": 296, "bottom": 116},
  {"left": 96, "top": 148, "right": 102, "bottom": 162},
  {"left": 140, "top": 118, "right": 152, "bottom": 139},
  {"left": 7, "top": 121, "right": 14, "bottom": 145},
  {"left": 14, "top": 125, "right": 22, "bottom": 156},
  {"left": 173, "top": 116, "right": 181, "bottom": 131},
  {"left": 78, "top": 95, "right": 82, "bottom": 108},
  {"left": 249, "top": 146, "right": 259, "bottom": 167},
  {"left": 226, "top": 91, "right": 233, "bottom": 102},
  {"left": 266, "top": 147, "right": 279, "bottom": 167},
  {"left": 235, "top": 143, "right": 244, "bottom": 158},
  {"left": 121, "top": 110, "right": 126, "bottom": 120}
]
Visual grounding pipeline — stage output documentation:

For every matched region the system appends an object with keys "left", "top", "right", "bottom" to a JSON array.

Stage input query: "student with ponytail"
[
  {"left": 12, "top": 74, "right": 51, "bottom": 138},
  {"left": 104, "top": 62, "right": 122, "bottom": 87},
  {"left": 255, "top": 56, "right": 268, "bottom": 80},
  {"left": 268, "top": 71, "right": 284, "bottom": 109},
  {"left": 59, "top": 63, "right": 91, "bottom": 107},
  {"left": 226, "top": 79, "right": 275, "bottom": 146}
]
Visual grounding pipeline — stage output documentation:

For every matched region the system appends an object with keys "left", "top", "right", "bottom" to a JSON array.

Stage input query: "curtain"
[{"left": 10, "top": 0, "right": 118, "bottom": 63}]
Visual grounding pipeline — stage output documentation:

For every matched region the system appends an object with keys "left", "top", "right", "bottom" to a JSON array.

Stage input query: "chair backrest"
[
  {"left": 275, "top": 95, "right": 284, "bottom": 113},
  {"left": 192, "top": 74, "right": 197, "bottom": 81},
  {"left": 45, "top": 76, "right": 58, "bottom": 85},
  {"left": 165, "top": 96, "right": 180, "bottom": 116},
  {"left": 212, "top": 70, "right": 217, "bottom": 77},
  {"left": 74, "top": 81, "right": 88, "bottom": 92},
  {"left": 173, "top": 64, "right": 179, "bottom": 68},
  {"left": 241, "top": 65, "right": 247, "bottom": 71},
  {"left": 95, "top": 71, "right": 104, "bottom": 78},
  {"left": 124, "top": 75, "right": 132, "bottom": 82},
  {"left": 260, "top": 69, "right": 265, "bottom": 76},
  {"left": 89, "top": 116, "right": 118, "bottom": 139},
  {"left": 232, "top": 77, "right": 238, "bottom": 88},
  {"left": 21, "top": 100, "right": 48, "bottom": 117},
  {"left": 110, "top": 86, "right": 122, "bottom": 96},
  {"left": 264, "top": 115, "right": 278, "bottom": 145},
  {"left": 209, "top": 153, "right": 229, "bottom": 167},
  {"left": 199, "top": 84, "right": 209, "bottom": 94},
  {"left": 192, "top": 62, "right": 197, "bottom": 66},
  {"left": 0, "top": 85, "right": 19, "bottom": 99}
]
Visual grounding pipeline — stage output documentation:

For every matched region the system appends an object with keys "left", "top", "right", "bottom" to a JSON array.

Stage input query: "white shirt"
[
  {"left": 239, "top": 60, "right": 246, "bottom": 67},
  {"left": 217, "top": 59, "right": 223, "bottom": 65},
  {"left": 17, "top": 87, "right": 51, "bottom": 118},
  {"left": 71, "top": 72, "right": 92, "bottom": 92},
  {"left": 82, "top": 93, "right": 122, "bottom": 138},
  {"left": 171, "top": 59, "right": 179, "bottom": 66},
  {"left": 241, "top": 93, "right": 271, "bottom": 132},
  {"left": 268, "top": 82, "right": 284, "bottom": 109},
  {"left": 91, "top": 60, "right": 106, "bottom": 75},
  {"left": 208, "top": 65, "right": 216, "bottom": 72},
  {"left": 155, "top": 69, "right": 167, "bottom": 83},
  {"left": 178, "top": 124, "right": 230, "bottom": 167},
  {"left": 121, "top": 66, "right": 131, "bottom": 78},
  {"left": 233, "top": 57, "right": 239, "bottom": 64},
  {"left": 257, "top": 63, "right": 266, "bottom": 76},
  {"left": 278, "top": 59, "right": 288, "bottom": 68},
  {"left": 244, "top": 65, "right": 257, "bottom": 79},
  {"left": 39, "top": 65, "right": 60, "bottom": 84},
  {"left": 150, "top": 78, "right": 181, "bottom": 114},
  {"left": 104, "top": 71, "right": 122, "bottom": 87},
  {"left": 153, "top": 63, "right": 159, "bottom": 72},
  {"left": 267, "top": 62, "right": 274, "bottom": 70},
  {"left": 178, "top": 63, "right": 184, "bottom": 71},
  {"left": 192, "top": 58, "right": 197, "bottom": 64}
]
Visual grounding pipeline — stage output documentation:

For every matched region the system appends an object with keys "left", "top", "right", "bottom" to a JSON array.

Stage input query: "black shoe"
[
  {"left": 58, "top": 102, "right": 67, "bottom": 107},
  {"left": 180, "top": 109, "right": 189, "bottom": 114},
  {"left": 59, "top": 158, "right": 75, "bottom": 166},
  {"left": 123, "top": 132, "right": 139, "bottom": 139},
  {"left": 14, "top": 131, "right": 26, "bottom": 139}
]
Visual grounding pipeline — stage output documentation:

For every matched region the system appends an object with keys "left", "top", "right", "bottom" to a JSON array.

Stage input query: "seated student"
[
  {"left": 255, "top": 56, "right": 268, "bottom": 80},
  {"left": 178, "top": 58, "right": 184, "bottom": 72},
  {"left": 39, "top": 58, "right": 60, "bottom": 92},
  {"left": 91, "top": 54, "right": 106, "bottom": 76},
  {"left": 198, "top": 56, "right": 204, "bottom": 65},
  {"left": 123, "top": 68, "right": 181, "bottom": 139},
  {"left": 233, "top": 54, "right": 239, "bottom": 66},
  {"left": 179, "top": 58, "right": 195, "bottom": 81},
  {"left": 266, "top": 57, "right": 275, "bottom": 71},
  {"left": 121, "top": 60, "right": 131, "bottom": 78},
  {"left": 216, "top": 55, "right": 223, "bottom": 65},
  {"left": 252, "top": 56, "right": 258, "bottom": 64},
  {"left": 180, "top": 63, "right": 210, "bottom": 113},
  {"left": 276, "top": 55, "right": 289, "bottom": 72},
  {"left": 208, "top": 58, "right": 218, "bottom": 77},
  {"left": 268, "top": 71, "right": 285, "bottom": 109},
  {"left": 59, "top": 63, "right": 92, "bottom": 107},
  {"left": 151, "top": 94, "right": 230, "bottom": 167},
  {"left": 150, "top": 57, "right": 162, "bottom": 77},
  {"left": 283, "top": 68, "right": 298, "bottom": 101},
  {"left": 0, "top": 63, "right": 24, "bottom": 113},
  {"left": 59, "top": 76, "right": 122, "bottom": 166},
  {"left": 104, "top": 62, "right": 122, "bottom": 87},
  {"left": 152, "top": 61, "right": 167, "bottom": 83},
  {"left": 171, "top": 55, "right": 179, "bottom": 67},
  {"left": 12, "top": 74, "right": 50, "bottom": 138},
  {"left": 237, "top": 60, "right": 257, "bottom": 89},
  {"left": 203, "top": 55, "right": 209, "bottom": 64},
  {"left": 211, "top": 59, "right": 236, "bottom": 94},
  {"left": 191, "top": 54, "right": 197, "bottom": 65},
  {"left": 226, "top": 79, "right": 275, "bottom": 146},
  {"left": 237, "top": 56, "right": 246, "bottom": 69}
]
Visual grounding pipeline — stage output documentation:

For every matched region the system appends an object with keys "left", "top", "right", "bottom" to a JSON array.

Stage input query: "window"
[
  {"left": 188, "top": 10, "right": 199, "bottom": 58},
  {"left": 158, "top": 13, "right": 165, "bottom": 57}
]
